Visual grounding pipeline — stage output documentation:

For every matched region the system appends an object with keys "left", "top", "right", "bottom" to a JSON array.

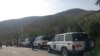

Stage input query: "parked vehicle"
[
  {"left": 22, "top": 38, "right": 30, "bottom": 47},
  {"left": 34, "top": 36, "right": 54, "bottom": 49},
  {"left": 17, "top": 39, "right": 25, "bottom": 47},
  {"left": 47, "top": 32, "right": 95, "bottom": 56},
  {"left": 13, "top": 40, "right": 19, "bottom": 47},
  {"left": 6, "top": 41, "right": 13, "bottom": 47},
  {"left": 0, "top": 41, "right": 2, "bottom": 48},
  {"left": 17, "top": 36, "right": 36, "bottom": 48}
]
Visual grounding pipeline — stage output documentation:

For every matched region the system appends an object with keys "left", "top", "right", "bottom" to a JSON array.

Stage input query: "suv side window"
[
  {"left": 58, "top": 35, "right": 64, "bottom": 41},
  {"left": 65, "top": 34, "right": 72, "bottom": 41},
  {"left": 35, "top": 37, "right": 38, "bottom": 41},
  {"left": 37, "top": 37, "right": 40, "bottom": 40},
  {"left": 54, "top": 35, "right": 64, "bottom": 41},
  {"left": 36, "top": 36, "right": 41, "bottom": 41},
  {"left": 54, "top": 36, "right": 59, "bottom": 41},
  {"left": 39, "top": 36, "right": 43, "bottom": 40}
]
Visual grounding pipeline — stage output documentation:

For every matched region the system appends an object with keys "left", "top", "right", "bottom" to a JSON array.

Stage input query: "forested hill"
[
  {"left": 0, "top": 16, "right": 39, "bottom": 33},
  {"left": 0, "top": 8, "right": 91, "bottom": 33},
  {"left": 0, "top": 8, "right": 100, "bottom": 41}
]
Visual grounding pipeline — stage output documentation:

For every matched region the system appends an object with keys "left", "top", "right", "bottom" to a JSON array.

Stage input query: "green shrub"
[{"left": 92, "top": 45, "right": 100, "bottom": 56}]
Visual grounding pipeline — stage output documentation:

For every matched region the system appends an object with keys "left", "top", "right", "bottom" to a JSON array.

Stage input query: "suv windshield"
[{"left": 72, "top": 34, "right": 88, "bottom": 41}]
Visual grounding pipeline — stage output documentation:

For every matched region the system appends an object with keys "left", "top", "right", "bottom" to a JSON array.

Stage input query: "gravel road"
[{"left": 0, "top": 46, "right": 60, "bottom": 56}]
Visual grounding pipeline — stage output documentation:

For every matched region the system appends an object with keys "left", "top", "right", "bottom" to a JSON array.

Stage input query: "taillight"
[
  {"left": 72, "top": 44, "right": 82, "bottom": 51},
  {"left": 72, "top": 45, "right": 75, "bottom": 51}
]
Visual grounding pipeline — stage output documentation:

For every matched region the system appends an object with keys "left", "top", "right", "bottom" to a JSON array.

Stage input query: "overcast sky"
[{"left": 0, "top": 0, "right": 99, "bottom": 21}]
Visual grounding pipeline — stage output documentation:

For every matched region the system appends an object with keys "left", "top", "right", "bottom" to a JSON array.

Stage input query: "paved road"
[{"left": 0, "top": 46, "right": 60, "bottom": 56}]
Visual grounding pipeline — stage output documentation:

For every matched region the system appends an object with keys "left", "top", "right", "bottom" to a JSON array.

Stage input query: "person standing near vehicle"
[{"left": 29, "top": 36, "right": 36, "bottom": 49}]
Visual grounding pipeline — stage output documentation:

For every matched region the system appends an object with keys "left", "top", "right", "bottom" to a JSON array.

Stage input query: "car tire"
[
  {"left": 47, "top": 46, "right": 52, "bottom": 53},
  {"left": 85, "top": 38, "right": 95, "bottom": 51},
  {"left": 61, "top": 48, "right": 69, "bottom": 56},
  {"left": 38, "top": 45, "right": 43, "bottom": 49}
]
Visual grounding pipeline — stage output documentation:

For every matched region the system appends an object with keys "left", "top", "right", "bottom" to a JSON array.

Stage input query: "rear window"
[
  {"left": 65, "top": 34, "right": 72, "bottom": 41},
  {"left": 72, "top": 34, "right": 88, "bottom": 41},
  {"left": 65, "top": 33, "right": 88, "bottom": 41}
]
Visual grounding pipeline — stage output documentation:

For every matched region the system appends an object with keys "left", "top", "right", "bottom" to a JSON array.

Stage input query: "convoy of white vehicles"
[
  {"left": 0, "top": 32, "right": 95, "bottom": 56},
  {"left": 33, "top": 32, "right": 95, "bottom": 56}
]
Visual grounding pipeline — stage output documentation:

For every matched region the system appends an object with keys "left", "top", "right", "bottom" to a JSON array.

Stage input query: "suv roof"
[
  {"left": 56, "top": 32, "right": 86, "bottom": 36},
  {"left": 36, "top": 36, "right": 54, "bottom": 41}
]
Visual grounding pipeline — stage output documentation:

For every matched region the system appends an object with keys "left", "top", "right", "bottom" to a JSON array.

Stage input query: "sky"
[{"left": 0, "top": 0, "right": 99, "bottom": 21}]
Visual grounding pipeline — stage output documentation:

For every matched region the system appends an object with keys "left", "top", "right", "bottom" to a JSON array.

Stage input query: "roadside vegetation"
[
  {"left": 92, "top": 45, "right": 100, "bottom": 56},
  {"left": 92, "top": 37, "right": 100, "bottom": 56}
]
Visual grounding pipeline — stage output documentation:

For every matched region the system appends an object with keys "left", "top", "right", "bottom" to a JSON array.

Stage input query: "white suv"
[
  {"left": 47, "top": 32, "right": 95, "bottom": 56},
  {"left": 34, "top": 36, "right": 53, "bottom": 49}
]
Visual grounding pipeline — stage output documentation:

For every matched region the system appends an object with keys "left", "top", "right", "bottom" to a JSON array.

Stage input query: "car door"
[
  {"left": 56, "top": 35, "right": 64, "bottom": 51},
  {"left": 52, "top": 35, "right": 59, "bottom": 50},
  {"left": 49, "top": 37, "right": 55, "bottom": 50}
]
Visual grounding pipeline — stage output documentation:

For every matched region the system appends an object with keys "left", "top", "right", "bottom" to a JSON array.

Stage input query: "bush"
[{"left": 92, "top": 45, "right": 100, "bottom": 56}]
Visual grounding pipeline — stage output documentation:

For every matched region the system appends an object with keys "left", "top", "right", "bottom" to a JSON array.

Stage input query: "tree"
[
  {"left": 96, "top": 0, "right": 100, "bottom": 6},
  {"left": 90, "top": 22, "right": 100, "bottom": 38}
]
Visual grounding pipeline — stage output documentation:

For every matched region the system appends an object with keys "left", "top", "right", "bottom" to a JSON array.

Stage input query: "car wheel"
[
  {"left": 47, "top": 46, "right": 52, "bottom": 53},
  {"left": 61, "top": 48, "right": 69, "bottom": 56},
  {"left": 38, "top": 45, "right": 42, "bottom": 49}
]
